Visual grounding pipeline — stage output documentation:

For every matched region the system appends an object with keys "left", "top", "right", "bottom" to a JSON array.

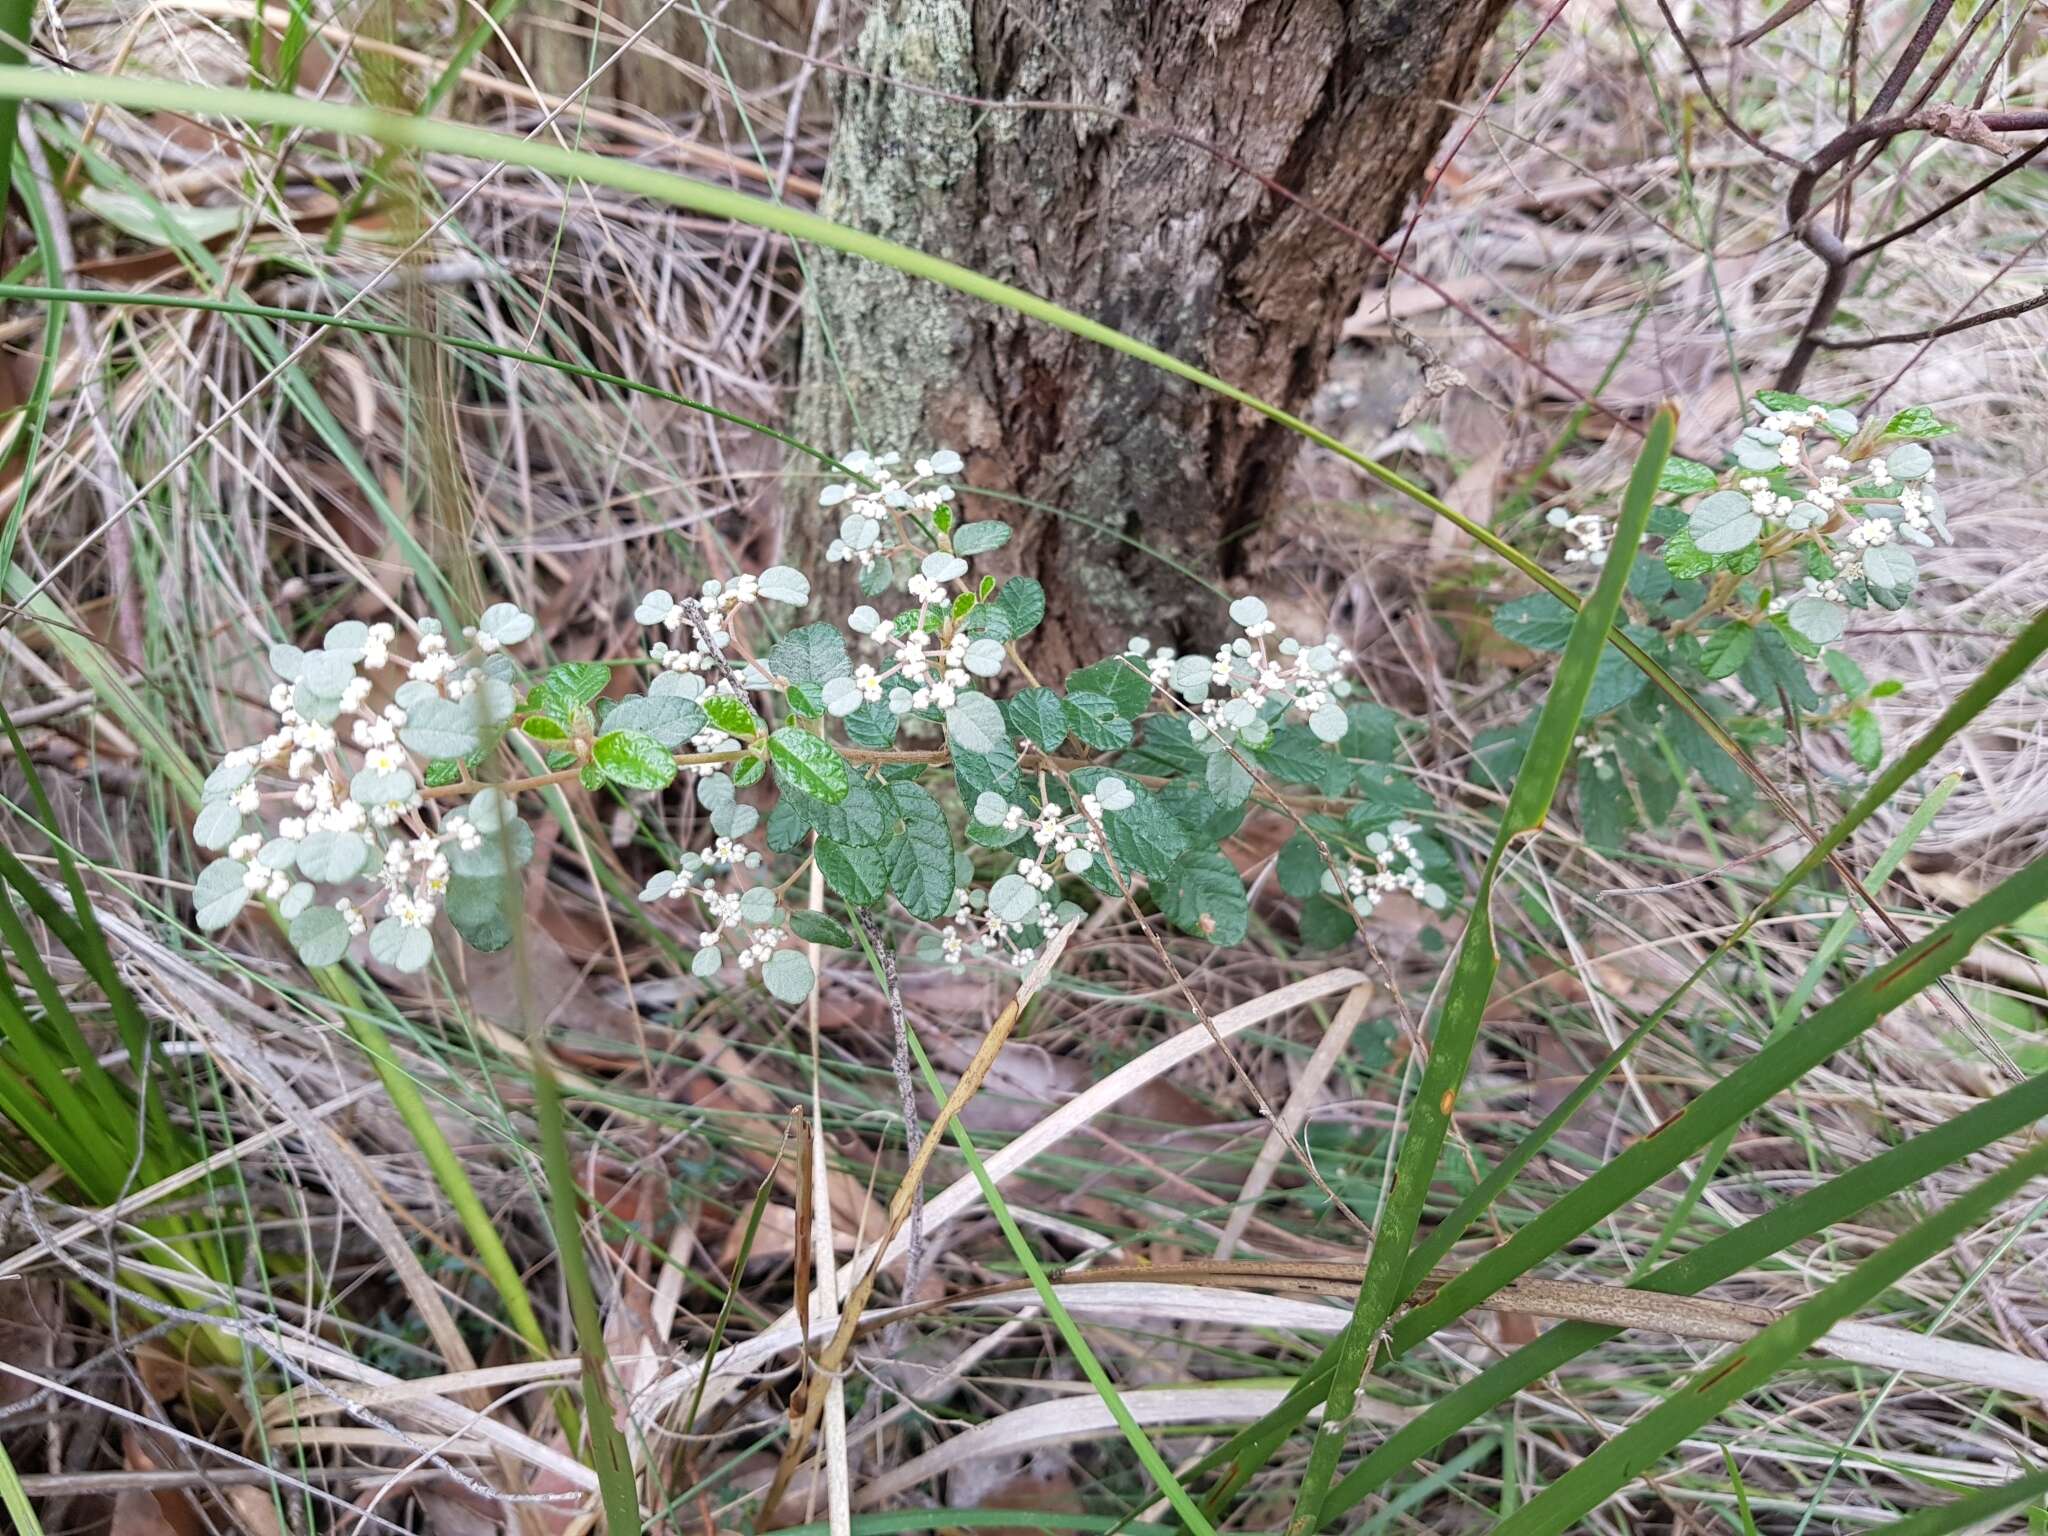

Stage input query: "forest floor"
[{"left": 2, "top": 2, "right": 2047, "bottom": 1533}]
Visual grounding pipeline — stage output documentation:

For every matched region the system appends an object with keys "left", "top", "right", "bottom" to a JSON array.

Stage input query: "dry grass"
[{"left": 1, "top": 1, "right": 2046, "bottom": 1532}]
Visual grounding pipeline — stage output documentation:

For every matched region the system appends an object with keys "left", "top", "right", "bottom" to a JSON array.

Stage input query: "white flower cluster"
[
  {"left": 191, "top": 605, "right": 534, "bottom": 972},
  {"left": 637, "top": 567, "right": 812, "bottom": 677},
  {"left": 638, "top": 862, "right": 812, "bottom": 1001},
  {"left": 818, "top": 449, "right": 963, "bottom": 570},
  {"left": 841, "top": 610, "right": 1004, "bottom": 715},
  {"left": 1546, "top": 508, "right": 1613, "bottom": 565},
  {"left": 1133, "top": 596, "right": 1357, "bottom": 748},
  {"left": 1323, "top": 821, "right": 1446, "bottom": 916},
  {"left": 1574, "top": 733, "right": 1617, "bottom": 778},
  {"left": 1677, "top": 400, "right": 1953, "bottom": 648}
]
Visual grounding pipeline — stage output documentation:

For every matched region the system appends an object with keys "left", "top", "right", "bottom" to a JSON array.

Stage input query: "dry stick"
[
  {"left": 1213, "top": 983, "right": 1372, "bottom": 1262},
  {"left": 854, "top": 906, "right": 924, "bottom": 1323},
  {"left": 1731, "top": 0, "right": 1824, "bottom": 47},
  {"left": 755, "top": 924, "right": 1075, "bottom": 1529},
  {"left": 1776, "top": 98, "right": 2048, "bottom": 390},
  {"left": 850, "top": 1263, "right": 2048, "bottom": 1400}
]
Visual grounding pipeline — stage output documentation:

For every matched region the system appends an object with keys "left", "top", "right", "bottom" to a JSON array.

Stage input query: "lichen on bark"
[{"left": 790, "top": 0, "right": 1512, "bottom": 671}]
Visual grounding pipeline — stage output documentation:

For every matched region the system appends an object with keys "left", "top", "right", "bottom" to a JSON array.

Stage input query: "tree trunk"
[{"left": 790, "top": 0, "right": 1511, "bottom": 673}]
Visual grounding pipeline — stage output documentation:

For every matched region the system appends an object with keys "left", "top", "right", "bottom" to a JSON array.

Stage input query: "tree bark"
[{"left": 790, "top": 0, "right": 1511, "bottom": 673}]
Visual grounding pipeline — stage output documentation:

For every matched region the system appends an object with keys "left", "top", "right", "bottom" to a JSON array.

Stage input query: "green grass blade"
[
  {"left": 1406, "top": 603, "right": 2048, "bottom": 1283},
  {"left": 1492, "top": 1135, "right": 2048, "bottom": 1536},
  {"left": 1279, "top": 409, "right": 1674, "bottom": 1536},
  {"left": 905, "top": 1023, "right": 1220, "bottom": 1536},
  {"left": 1196, "top": 840, "right": 2048, "bottom": 1514},
  {"left": 0, "top": 1435, "right": 47, "bottom": 1536},
  {"left": 1873, "top": 1472, "right": 2048, "bottom": 1536},
  {"left": 1320, "top": 1040, "right": 2048, "bottom": 1517},
  {"left": 1636, "top": 773, "right": 1959, "bottom": 1274},
  {"left": 1400, "top": 851, "right": 2048, "bottom": 1344},
  {"left": 533, "top": 1052, "right": 643, "bottom": 1535}
]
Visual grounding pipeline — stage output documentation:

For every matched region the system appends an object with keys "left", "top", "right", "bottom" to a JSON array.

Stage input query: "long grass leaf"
[
  {"left": 1321, "top": 1038, "right": 2048, "bottom": 1517},
  {"left": 1492, "top": 1135, "right": 2048, "bottom": 1536},
  {"left": 1279, "top": 409, "right": 1674, "bottom": 1534}
]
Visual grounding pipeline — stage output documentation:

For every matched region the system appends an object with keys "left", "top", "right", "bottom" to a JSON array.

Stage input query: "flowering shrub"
[
  {"left": 191, "top": 450, "right": 1457, "bottom": 1001},
  {"left": 1494, "top": 393, "right": 1952, "bottom": 847}
]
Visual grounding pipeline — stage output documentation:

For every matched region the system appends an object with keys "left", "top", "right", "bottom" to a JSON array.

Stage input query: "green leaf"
[
  {"left": 1578, "top": 769, "right": 1633, "bottom": 849},
  {"left": 1846, "top": 705, "right": 1882, "bottom": 771},
  {"left": 1066, "top": 656, "right": 1152, "bottom": 718},
  {"left": 529, "top": 660, "right": 610, "bottom": 719},
  {"left": 1298, "top": 894, "right": 1356, "bottom": 950},
  {"left": 1655, "top": 456, "right": 1719, "bottom": 494},
  {"left": 477, "top": 601, "right": 534, "bottom": 646},
  {"left": 445, "top": 815, "right": 535, "bottom": 880},
  {"left": 1881, "top": 405, "right": 1957, "bottom": 441},
  {"left": 1004, "top": 688, "right": 1070, "bottom": 753},
  {"left": 976, "top": 576, "right": 1046, "bottom": 642},
  {"left": 943, "top": 691, "right": 1008, "bottom": 754},
  {"left": 1786, "top": 596, "right": 1846, "bottom": 646},
  {"left": 1277, "top": 833, "right": 1327, "bottom": 898},
  {"left": 1822, "top": 649, "right": 1870, "bottom": 695},
  {"left": 445, "top": 873, "right": 515, "bottom": 951},
  {"left": 1863, "top": 542, "right": 1918, "bottom": 594},
  {"left": 761, "top": 948, "right": 815, "bottom": 1003},
  {"left": 297, "top": 829, "right": 370, "bottom": 884},
  {"left": 1158, "top": 850, "right": 1249, "bottom": 945},
  {"left": 1064, "top": 690, "right": 1136, "bottom": 752},
  {"left": 193, "top": 859, "right": 249, "bottom": 931},
  {"left": 703, "top": 695, "right": 763, "bottom": 738},
  {"left": 1492, "top": 593, "right": 1574, "bottom": 652},
  {"left": 765, "top": 623, "right": 852, "bottom": 687},
  {"left": 602, "top": 693, "right": 707, "bottom": 749},
  {"left": 369, "top": 917, "right": 433, "bottom": 973},
  {"left": 768, "top": 728, "right": 851, "bottom": 804},
  {"left": 288, "top": 904, "right": 352, "bottom": 967},
  {"left": 1582, "top": 640, "right": 1649, "bottom": 716},
  {"left": 592, "top": 729, "right": 678, "bottom": 791},
  {"left": 952, "top": 520, "right": 1012, "bottom": 555},
  {"left": 1753, "top": 389, "right": 1819, "bottom": 413},
  {"left": 815, "top": 838, "right": 888, "bottom": 905},
  {"left": 782, "top": 776, "right": 892, "bottom": 845},
  {"left": 399, "top": 694, "right": 487, "bottom": 760},
  {"left": 733, "top": 754, "right": 767, "bottom": 788},
  {"left": 843, "top": 697, "right": 899, "bottom": 751},
  {"left": 192, "top": 799, "right": 242, "bottom": 851},
  {"left": 1688, "top": 489, "right": 1760, "bottom": 554},
  {"left": 1205, "top": 750, "right": 1253, "bottom": 809},
  {"left": 1697, "top": 623, "right": 1754, "bottom": 679},
  {"left": 1659, "top": 524, "right": 1714, "bottom": 581},
  {"left": 888, "top": 782, "right": 956, "bottom": 920},
  {"left": 1103, "top": 787, "right": 1189, "bottom": 880},
  {"left": 788, "top": 910, "right": 855, "bottom": 949}
]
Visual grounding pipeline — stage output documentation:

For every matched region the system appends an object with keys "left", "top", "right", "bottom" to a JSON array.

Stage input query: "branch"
[
  {"left": 1651, "top": 0, "right": 1805, "bottom": 168},
  {"left": 1848, "top": 134, "right": 2048, "bottom": 259},
  {"left": 1731, "top": 0, "right": 1822, "bottom": 48},
  {"left": 1816, "top": 286, "right": 2048, "bottom": 350}
]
